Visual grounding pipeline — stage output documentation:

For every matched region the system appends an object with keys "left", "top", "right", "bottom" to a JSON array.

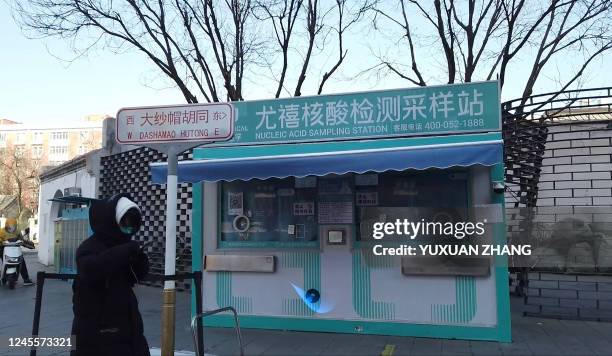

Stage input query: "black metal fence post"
[
  {"left": 193, "top": 271, "right": 204, "bottom": 356},
  {"left": 30, "top": 271, "right": 46, "bottom": 356}
]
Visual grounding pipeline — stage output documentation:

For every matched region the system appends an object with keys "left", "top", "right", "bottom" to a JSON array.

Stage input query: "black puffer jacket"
[{"left": 71, "top": 194, "right": 150, "bottom": 356}]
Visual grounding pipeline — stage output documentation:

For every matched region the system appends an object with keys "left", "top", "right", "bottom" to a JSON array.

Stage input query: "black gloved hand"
[
  {"left": 126, "top": 241, "right": 141, "bottom": 259},
  {"left": 130, "top": 250, "right": 150, "bottom": 281}
]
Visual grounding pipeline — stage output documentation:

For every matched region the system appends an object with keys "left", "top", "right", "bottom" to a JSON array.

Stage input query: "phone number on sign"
[
  {"left": 7, "top": 337, "right": 73, "bottom": 348},
  {"left": 425, "top": 119, "right": 486, "bottom": 130}
]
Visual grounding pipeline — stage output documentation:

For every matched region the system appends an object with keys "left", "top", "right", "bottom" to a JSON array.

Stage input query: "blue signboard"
[{"left": 212, "top": 81, "right": 500, "bottom": 146}]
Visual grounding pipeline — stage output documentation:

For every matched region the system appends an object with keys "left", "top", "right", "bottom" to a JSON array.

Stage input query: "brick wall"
[
  {"left": 505, "top": 121, "right": 612, "bottom": 209},
  {"left": 537, "top": 122, "right": 612, "bottom": 208},
  {"left": 506, "top": 119, "right": 612, "bottom": 320},
  {"left": 525, "top": 272, "right": 612, "bottom": 321},
  {"left": 506, "top": 120, "right": 612, "bottom": 266}
]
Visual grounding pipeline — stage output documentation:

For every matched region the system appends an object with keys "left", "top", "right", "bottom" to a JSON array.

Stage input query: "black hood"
[{"left": 89, "top": 193, "right": 136, "bottom": 245}]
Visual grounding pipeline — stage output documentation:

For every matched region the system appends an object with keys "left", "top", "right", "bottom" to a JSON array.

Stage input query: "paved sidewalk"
[{"left": 1, "top": 255, "right": 612, "bottom": 355}]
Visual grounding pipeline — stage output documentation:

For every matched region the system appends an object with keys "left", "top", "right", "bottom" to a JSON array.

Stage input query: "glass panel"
[
  {"left": 220, "top": 177, "right": 318, "bottom": 246},
  {"left": 218, "top": 170, "right": 469, "bottom": 249},
  {"left": 355, "top": 170, "right": 468, "bottom": 241}
]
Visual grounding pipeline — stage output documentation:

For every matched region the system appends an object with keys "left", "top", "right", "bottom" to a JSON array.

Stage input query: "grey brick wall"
[
  {"left": 507, "top": 119, "right": 612, "bottom": 321},
  {"left": 508, "top": 122, "right": 612, "bottom": 209},
  {"left": 506, "top": 119, "right": 612, "bottom": 269},
  {"left": 524, "top": 272, "right": 612, "bottom": 321}
]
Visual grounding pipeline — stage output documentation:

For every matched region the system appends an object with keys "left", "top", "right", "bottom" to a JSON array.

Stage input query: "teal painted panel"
[
  {"left": 61, "top": 207, "right": 92, "bottom": 237},
  {"left": 352, "top": 251, "right": 395, "bottom": 320},
  {"left": 209, "top": 81, "right": 500, "bottom": 147},
  {"left": 216, "top": 272, "right": 253, "bottom": 313},
  {"left": 203, "top": 314, "right": 509, "bottom": 342},
  {"left": 57, "top": 208, "right": 91, "bottom": 274},
  {"left": 61, "top": 207, "right": 89, "bottom": 220},
  {"left": 431, "top": 276, "right": 477, "bottom": 324},
  {"left": 280, "top": 252, "right": 321, "bottom": 316},
  {"left": 491, "top": 163, "right": 512, "bottom": 342}
]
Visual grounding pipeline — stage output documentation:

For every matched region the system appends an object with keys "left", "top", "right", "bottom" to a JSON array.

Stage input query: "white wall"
[{"left": 37, "top": 168, "right": 97, "bottom": 266}]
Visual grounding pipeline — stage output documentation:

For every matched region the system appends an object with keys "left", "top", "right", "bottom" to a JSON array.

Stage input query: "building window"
[
  {"left": 49, "top": 146, "right": 68, "bottom": 162},
  {"left": 49, "top": 146, "right": 68, "bottom": 155},
  {"left": 32, "top": 145, "right": 43, "bottom": 158},
  {"left": 78, "top": 145, "right": 86, "bottom": 155},
  {"left": 79, "top": 130, "right": 90, "bottom": 140},
  {"left": 16, "top": 132, "right": 26, "bottom": 144},
  {"left": 51, "top": 131, "right": 69, "bottom": 141},
  {"left": 0, "top": 132, "right": 6, "bottom": 147},
  {"left": 14, "top": 144, "right": 26, "bottom": 156},
  {"left": 32, "top": 132, "right": 43, "bottom": 143}
]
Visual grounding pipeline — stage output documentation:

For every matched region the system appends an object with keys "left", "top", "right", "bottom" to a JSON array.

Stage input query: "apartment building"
[{"left": 0, "top": 115, "right": 105, "bottom": 168}]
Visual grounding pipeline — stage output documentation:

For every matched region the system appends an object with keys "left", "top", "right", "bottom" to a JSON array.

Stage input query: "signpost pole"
[
  {"left": 114, "top": 102, "right": 232, "bottom": 354},
  {"left": 161, "top": 147, "right": 178, "bottom": 356}
]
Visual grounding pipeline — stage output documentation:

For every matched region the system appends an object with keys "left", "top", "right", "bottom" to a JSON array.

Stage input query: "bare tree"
[
  {"left": 0, "top": 146, "right": 40, "bottom": 218},
  {"left": 15, "top": 0, "right": 608, "bottom": 108},
  {"left": 369, "top": 0, "right": 612, "bottom": 106},
  {"left": 254, "top": 0, "right": 306, "bottom": 98},
  {"left": 317, "top": 0, "right": 370, "bottom": 95},
  {"left": 14, "top": 0, "right": 371, "bottom": 103},
  {"left": 252, "top": 0, "right": 372, "bottom": 97}
]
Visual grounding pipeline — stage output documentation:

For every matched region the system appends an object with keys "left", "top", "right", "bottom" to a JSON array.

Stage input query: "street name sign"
[{"left": 116, "top": 103, "right": 234, "bottom": 145}]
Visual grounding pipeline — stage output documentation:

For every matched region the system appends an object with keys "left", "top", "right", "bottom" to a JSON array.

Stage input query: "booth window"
[
  {"left": 219, "top": 177, "right": 319, "bottom": 248},
  {"left": 355, "top": 170, "right": 469, "bottom": 243},
  {"left": 217, "top": 170, "right": 469, "bottom": 249}
]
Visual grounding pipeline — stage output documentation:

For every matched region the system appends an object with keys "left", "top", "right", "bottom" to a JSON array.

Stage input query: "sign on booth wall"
[
  {"left": 215, "top": 81, "right": 500, "bottom": 146},
  {"left": 116, "top": 103, "right": 234, "bottom": 144}
]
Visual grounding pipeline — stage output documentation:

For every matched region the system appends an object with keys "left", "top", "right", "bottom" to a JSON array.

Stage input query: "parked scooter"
[{"left": 1, "top": 234, "right": 35, "bottom": 289}]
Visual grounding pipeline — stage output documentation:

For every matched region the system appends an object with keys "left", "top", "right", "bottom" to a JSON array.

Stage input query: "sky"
[
  {"left": 0, "top": 3, "right": 184, "bottom": 125},
  {"left": 1, "top": 2, "right": 611, "bottom": 126}
]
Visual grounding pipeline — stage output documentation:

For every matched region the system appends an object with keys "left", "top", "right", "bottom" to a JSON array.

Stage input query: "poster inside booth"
[{"left": 149, "top": 81, "right": 511, "bottom": 342}]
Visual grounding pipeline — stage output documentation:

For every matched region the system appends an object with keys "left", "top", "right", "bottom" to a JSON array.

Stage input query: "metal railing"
[
  {"left": 30, "top": 271, "right": 205, "bottom": 356},
  {"left": 502, "top": 86, "right": 612, "bottom": 121},
  {"left": 191, "top": 306, "right": 244, "bottom": 356}
]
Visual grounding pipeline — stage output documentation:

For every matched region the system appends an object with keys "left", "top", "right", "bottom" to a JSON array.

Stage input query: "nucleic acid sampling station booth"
[{"left": 150, "top": 81, "right": 511, "bottom": 342}]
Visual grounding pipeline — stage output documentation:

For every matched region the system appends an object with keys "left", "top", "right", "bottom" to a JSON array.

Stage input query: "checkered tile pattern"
[{"left": 99, "top": 147, "right": 193, "bottom": 290}]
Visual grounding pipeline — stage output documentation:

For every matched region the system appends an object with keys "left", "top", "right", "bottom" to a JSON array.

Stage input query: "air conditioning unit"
[{"left": 64, "top": 187, "right": 82, "bottom": 197}]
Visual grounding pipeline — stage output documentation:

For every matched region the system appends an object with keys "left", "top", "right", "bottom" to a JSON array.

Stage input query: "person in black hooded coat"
[{"left": 71, "top": 193, "right": 150, "bottom": 356}]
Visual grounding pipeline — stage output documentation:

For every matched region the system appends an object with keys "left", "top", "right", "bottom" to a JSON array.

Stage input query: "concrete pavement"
[{"left": 1, "top": 254, "right": 612, "bottom": 355}]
